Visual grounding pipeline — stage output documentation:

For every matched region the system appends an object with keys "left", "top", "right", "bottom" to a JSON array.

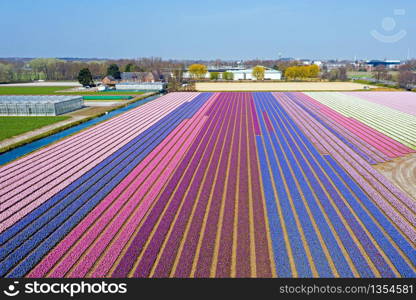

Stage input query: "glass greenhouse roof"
[{"left": 0, "top": 96, "right": 82, "bottom": 104}]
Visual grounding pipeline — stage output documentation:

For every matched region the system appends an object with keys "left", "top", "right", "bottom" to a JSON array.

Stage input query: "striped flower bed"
[
  {"left": 344, "top": 92, "right": 416, "bottom": 116},
  {"left": 0, "top": 92, "right": 414, "bottom": 278},
  {"left": 305, "top": 92, "right": 416, "bottom": 150}
]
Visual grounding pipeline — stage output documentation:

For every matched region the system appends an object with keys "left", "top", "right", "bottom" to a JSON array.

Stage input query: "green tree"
[
  {"left": 222, "top": 72, "right": 234, "bottom": 80},
  {"left": 252, "top": 66, "right": 265, "bottom": 80},
  {"left": 77, "top": 68, "right": 94, "bottom": 86},
  {"left": 0, "top": 63, "right": 13, "bottom": 82},
  {"left": 29, "top": 58, "right": 64, "bottom": 80},
  {"left": 188, "top": 64, "right": 208, "bottom": 79},
  {"left": 210, "top": 72, "right": 219, "bottom": 80},
  {"left": 124, "top": 63, "right": 135, "bottom": 72},
  {"left": 124, "top": 63, "right": 142, "bottom": 72},
  {"left": 107, "top": 64, "right": 121, "bottom": 79}
]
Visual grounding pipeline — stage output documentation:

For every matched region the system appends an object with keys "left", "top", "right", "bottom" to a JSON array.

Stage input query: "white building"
[
  {"left": 182, "top": 68, "right": 238, "bottom": 79},
  {"left": 228, "top": 67, "right": 282, "bottom": 80},
  {"left": 182, "top": 71, "right": 211, "bottom": 79},
  {"left": 300, "top": 59, "right": 312, "bottom": 65},
  {"left": 182, "top": 67, "right": 282, "bottom": 80},
  {"left": 116, "top": 82, "right": 166, "bottom": 91},
  {"left": 312, "top": 60, "right": 323, "bottom": 67}
]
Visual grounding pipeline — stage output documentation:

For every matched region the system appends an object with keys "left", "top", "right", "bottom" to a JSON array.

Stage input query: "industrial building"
[
  {"left": 182, "top": 68, "right": 238, "bottom": 79},
  {"left": 183, "top": 67, "right": 282, "bottom": 80},
  {"left": 366, "top": 60, "right": 402, "bottom": 70},
  {"left": 228, "top": 67, "right": 282, "bottom": 80},
  {"left": 0, "top": 96, "right": 83, "bottom": 116}
]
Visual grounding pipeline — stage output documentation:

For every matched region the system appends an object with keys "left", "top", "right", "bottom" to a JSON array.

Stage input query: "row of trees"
[
  {"left": 0, "top": 63, "right": 13, "bottom": 82},
  {"left": 188, "top": 64, "right": 320, "bottom": 81},
  {"left": 373, "top": 65, "right": 393, "bottom": 81},
  {"left": 0, "top": 58, "right": 109, "bottom": 83},
  {"left": 3, "top": 56, "right": 416, "bottom": 88},
  {"left": 321, "top": 67, "right": 348, "bottom": 81},
  {"left": 351, "top": 63, "right": 416, "bottom": 89},
  {"left": 284, "top": 65, "right": 320, "bottom": 80},
  {"left": 397, "top": 64, "right": 416, "bottom": 89},
  {"left": 0, "top": 57, "right": 184, "bottom": 83}
]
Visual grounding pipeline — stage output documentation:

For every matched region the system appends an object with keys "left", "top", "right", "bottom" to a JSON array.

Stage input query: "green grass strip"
[{"left": 0, "top": 116, "right": 70, "bottom": 141}]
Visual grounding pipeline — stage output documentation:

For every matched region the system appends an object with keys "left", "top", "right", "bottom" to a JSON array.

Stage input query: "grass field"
[
  {"left": 196, "top": 81, "right": 377, "bottom": 91},
  {"left": 0, "top": 116, "right": 70, "bottom": 141},
  {"left": 65, "top": 91, "right": 146, "bottom": 95},
  {"left": 0, "top": 86, "right": 145, "bottom": 95},
  {"left": 0, "top": 86, "right": 74, "bottom": 95},
  {"left": 82, "top": 96, "right": 133, "bottom": 100},
  {"left": 348, "top": 71, "right": 400, "bottom": 81},
  {"left": 0, "top": 91, "right": 414, "bottom": 278},
  {"left": 347, "top": 71, "right": 373, "bottom": 78}
]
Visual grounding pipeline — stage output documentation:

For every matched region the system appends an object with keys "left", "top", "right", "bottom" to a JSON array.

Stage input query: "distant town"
[{"left": 1, "top": 57, "right": 415, "bottom": 93}]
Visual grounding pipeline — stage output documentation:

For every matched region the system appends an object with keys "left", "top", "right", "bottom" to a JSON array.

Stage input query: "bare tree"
[
  {"left": 398, "top": 70, "right": 416, "bottom": 89},
  {"left": 373, "top": 65, "right": 388, "bottom": 80}
]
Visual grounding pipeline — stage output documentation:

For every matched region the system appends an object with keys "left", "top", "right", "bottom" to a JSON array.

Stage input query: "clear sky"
[{"left": 1, "top": 0, "right": 415, "bottom": 60}]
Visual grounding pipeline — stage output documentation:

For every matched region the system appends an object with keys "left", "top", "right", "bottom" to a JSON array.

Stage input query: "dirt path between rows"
[{"left": 374, "top": 153, "right": 416, "bottom": 200}]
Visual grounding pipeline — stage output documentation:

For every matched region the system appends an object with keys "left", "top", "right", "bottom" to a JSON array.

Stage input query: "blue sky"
[{"left": 1, "top": 0, "right": 415, "bottom": 60}]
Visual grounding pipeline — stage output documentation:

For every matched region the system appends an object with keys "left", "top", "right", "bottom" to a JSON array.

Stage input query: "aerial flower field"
[{"left": 0, "top": 92, "right": 415, "bottom": 278}]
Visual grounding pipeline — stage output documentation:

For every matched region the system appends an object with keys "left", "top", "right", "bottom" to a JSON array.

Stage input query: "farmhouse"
[
  {"left": 120, "top": 71, "right": 163, "bottom": 83},
  {"left": 101, "top": 71, "right": 167, "bottom": 91},
  {"left": 102, "top": 75, "right": 117, "bottom": 86}
]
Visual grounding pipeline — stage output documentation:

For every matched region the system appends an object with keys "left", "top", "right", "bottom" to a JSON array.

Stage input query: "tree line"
[
  {"left": 397, "top": 63, "right": 416, "bottom": 89},
  {"left": 284, "top": 65, "right": 320, "bottom": 80},
  {"left": 0, "top": 57, "right": 184, "bottom": 83}
]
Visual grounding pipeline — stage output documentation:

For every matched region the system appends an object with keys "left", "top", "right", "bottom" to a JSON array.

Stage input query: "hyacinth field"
[{"left": 0, "top": 91, "right": 415, "bottom": 278}]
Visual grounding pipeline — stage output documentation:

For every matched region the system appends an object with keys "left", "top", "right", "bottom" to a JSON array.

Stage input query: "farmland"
[
  {"left": 0, "top": 91, "right": 415, "bottom": 278},
  {"left": 0, "top": 116, "right": 70, "bottom": 141},
  {"left": 0, "top": 86, "right": 146, "bottom": 95},
  {"left": 0, "top": 86, "right": 75, "bottom": 95}
]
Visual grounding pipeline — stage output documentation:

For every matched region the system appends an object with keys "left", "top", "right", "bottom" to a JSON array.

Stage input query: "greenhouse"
[
  {"left": 115, "top": 82, "right": 166, "bottom": 91},
  {"left": 0, "top": 96, "right": 84, "bottom": 116}
]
